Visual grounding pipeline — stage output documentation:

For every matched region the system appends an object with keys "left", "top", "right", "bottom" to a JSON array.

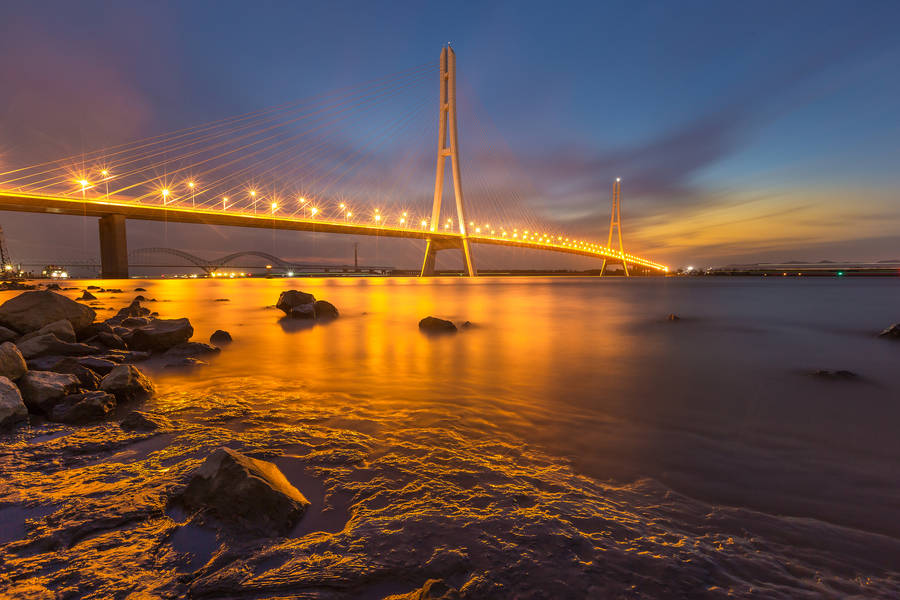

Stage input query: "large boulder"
[
  {"left": 16, "top": 333, "right": 97, "bottom": 360},
  {"left": 49, "top": 391, "right": 115, "bottom": 424},
  {"left": 18, "top": 370, "right": 80, "bottom": 414},
  {"left": 276, "top": 290, "right": 316, "bottom": 319},
  {"left": 418, "top": 316, "right": 457, "bottom": 333},
  {"left": 0, "top": 342, "right": 27, "bottom": 381},
  {"left": 177, "top": 447, "right": 310, "bottom": 535},
  {"left": 18, "top": 319, "right": 77, "bottom": 344},
  {"left": 313, "top": 300, "right": 339, "bottom": 320},
  {"left": 97, "top": 332, "right": 127, "bottom": 350},
  {"left": 0, "top": 291, "right": 95, "bottom": 334},
  {"left": 51, "top": 357, "right": 103, "bottom": 390},
  {"left": 0, "top": 376, "right": 28, "bottom": 428},
  {"left": 99, "top": 364, "right": 155, "bottom": 403},
  {"left": 129, "top": 318, "right": 193, "bottom": 351},
  {"left": 75, "top": 356, "right": 119, "bottom": 375}
]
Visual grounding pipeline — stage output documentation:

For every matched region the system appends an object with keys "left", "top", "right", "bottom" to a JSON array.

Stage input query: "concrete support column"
[{"left": 99, "top": 214, "right": 128, "bottom": 279}]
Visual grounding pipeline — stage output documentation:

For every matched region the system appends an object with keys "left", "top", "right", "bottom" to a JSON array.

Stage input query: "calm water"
[{"left": 3, "top": 276, "right": 900, "bottom": 597}]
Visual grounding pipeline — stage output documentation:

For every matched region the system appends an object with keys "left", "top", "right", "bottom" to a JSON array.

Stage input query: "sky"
[{"left": 1, "top": 0, "right": 899, "bottom": 271}]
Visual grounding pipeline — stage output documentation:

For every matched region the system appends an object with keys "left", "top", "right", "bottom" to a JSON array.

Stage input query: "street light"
[
  {"left": 162, "top": 188, "right": 170, "bottom": 205},
  {"left": 188, "top": 181, "right": 196, "bottom": 207},
  {"left": 250, "top": 190, "right": 257, "bottom": 214},
  {"left": 271, "top": 201, "right": 278, "bottom": 214},
  {"left": 222, "top": 196, "right": 229, "bottom": 210}
]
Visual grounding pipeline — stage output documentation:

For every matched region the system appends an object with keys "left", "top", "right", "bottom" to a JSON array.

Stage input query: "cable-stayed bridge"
[{"left": 0, "top": 46, "right": 667, "bottom": 279}]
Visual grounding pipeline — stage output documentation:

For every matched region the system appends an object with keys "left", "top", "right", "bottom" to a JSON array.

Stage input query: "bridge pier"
[
  {"left": 99, "top": 214, "right": 129, "bottom": 279},
  {"left": 420, "top": 237, "right": 476, "bottom": 276}
]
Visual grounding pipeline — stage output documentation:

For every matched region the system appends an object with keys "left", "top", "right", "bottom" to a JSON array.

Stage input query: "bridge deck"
[{"left": 0, "top": 190, "right": 667, "bottom": 271}]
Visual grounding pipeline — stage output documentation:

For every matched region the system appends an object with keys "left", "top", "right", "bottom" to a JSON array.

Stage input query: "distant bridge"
[{"left": 128, "top": 247, "right": 391, "bottom": 274}]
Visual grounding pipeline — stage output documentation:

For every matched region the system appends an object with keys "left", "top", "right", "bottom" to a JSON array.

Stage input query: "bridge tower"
[
  {"left": 600, "top": 178, "right": 629, "bottom": 277},
  {"left": 421, "top": 45, "right": 477, "bottom": 277},
  {"left": 0, "top": 225, "right": 13, "bottom": 271}
]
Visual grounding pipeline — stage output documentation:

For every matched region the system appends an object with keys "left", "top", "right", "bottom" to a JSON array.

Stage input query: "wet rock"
[
  {"left": 667, "top": 314, "right": 681, "bottom": 321},
  {"left": 87, "top": 285, "right": 102, "bottom": 290},
  {"left": 0, "top": 376, "right": 28, "bottom": 428},
  {"left": 133, "top": 295, "right": 147, "bottom": 302},
  {"left": 45, "top": 283, "right": 61, "bottom": 290},
  {"left": 162, "top": 357, "right": 208, "bottom": 369},
  {"left": 18, "top": 318, "right": 77, "bottom": 344},
  {"left": 16, "top": 333, "right": 97, "bottom": 360},
  {"left": 121, "top": 316, "right": 151, "bottom": 328},
  {"left": 214, "top": 298, "right": 229, "bottom": 302},
  {"left": 813, "top": 369, "right": 859, "bottom": 380},
  {"left": 276, "top": 290, "right": 316, "bottom": 319},
  {"left": 313, "top": 300, "right": 339, "bottom": 320},
  {"left": 98, "top": 332, "right": 127, "bottom": 350},
  {"left": 164, "top": 341, "right": 220, "bottom": 358},
  {"left": 75, "top": 356, "right": 119, "bottom": 375},
  {"left": 51, "top": 357, "right": 103, "bottom": 389},
  {"left": 134, "top": 287, "right": 147, "bottom": 292},
  {"left": 210, "top": 330, "right": 232, "bottom": 346},
  {"left": 80, "top": 290, "right": 97, "bottom": 300},
  {"left": 18, "top": 370, "right": 81, "bottom": 414},
  {"left": 119, "top": 410, "right": 172, "bottom": 432},
  {"left": 79, "top": 321, "right": 114, "bottom": 341},
  {"left": 419, "top": 316, "right": 457, "bottom": 333},
  {"left": 879, "top": 323, "right": 900, "bottom": 339},
  {"left": 105, "top": 288, "right": 124, "bottom": 294},
  {"left": 461, "top": 321, "right": 473, "bottom": 329},
  {"left": 107, "top": 300, "right": 151, "bottom": 325},
  {"left": 49, "top": 391, "right": 115, "bottom": 424},
  {"left": 0, "top": 342, "right": 27, "bottom": 381},
  {"left": 177, "top": 447, "right": 310, "bottom": 535},
  {"left": 0, "top": 325, "right": 19, "bottom": 343},
  {"left": 99, "top": 364, "right": 155, "bottom": 403},
  {"left": 129, "top": 318, "right": 194, "bottom": 352},
  {"left": 0, "top": 290, "right": 96, "bottom": 334},
  {"left": 384, "top": 579, "right": 460, "bottom": 600}
]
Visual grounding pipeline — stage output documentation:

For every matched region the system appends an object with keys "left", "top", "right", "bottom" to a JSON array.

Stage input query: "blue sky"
[{"left": 1, "top": 0, "right": 899, "bottom": 269}]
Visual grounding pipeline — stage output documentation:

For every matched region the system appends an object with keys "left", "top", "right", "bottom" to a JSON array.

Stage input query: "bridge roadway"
[{"left": 0, "top": 190, "right": 668, "bottom": 277}]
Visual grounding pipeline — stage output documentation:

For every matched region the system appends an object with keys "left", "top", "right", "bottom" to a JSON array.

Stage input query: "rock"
[
  {"left": 75, "top": 356, "right": 119, "bottom": 375},
  {"left": 276, "top": 290, "right": 317, "bottom": 319},
  {"left": 119, "top": 410, "right": 171, "bottom": 432},
  {"left": 133, "top": 295, "right": 147, "bottom": 302},
  {"left": 162, "top": 357, "right": 208, "bottom": 369},
  {"left": 130, "top": 318, "right": 193, "bottom": 351},
  {"left": 313, "top": 300, "right": 339, "bottom": 320},
  {"left": 0, "top": 342, "right": 27, "bottom": 381},
  {"left": 163, "top": 342, "right": 219, "bottom": 358},
  {"left": 18, "top": 370, "right": 81, "bottom": 414},
  {"left": 51, "top": 357, "right": 103, "bottom": 389},
  {"left": 214, "top": 298, "right": 229, "bottom": 302},
  {"left": 134, "top": 287, "right": 147, "bottom": 292},
  {"left": 105, "top": 288, "right": 124, "bottom": 294},
  {"left": 813, "top": 369, "right": 859, "bottom": 380},
  {"left": 18, "top": 319, "right": 77, "bottom": 344},
  {"left": 418, "top": 316, "right": 457, "bottom": 333},
  {"left": 0, "top": 326, "right": 18, "bottom": 343},
  {"left": 209, "top": 330, "right": 232, "bottom": 346},
  {"left": 45, "top": 283, "right": 61, "bottom": 290},
  {"left": 80, "top": 291, "right": 97, "bottom": 300},
  {"left": 383, "top": 580, "right": 460, "bottom": 600},
  {"left": 16, "top": 333, "right": 97, "bottom": 360},
  {"left": 461, "top": 321, "right": 473, "bottom": 329},
  {"left": 99, "top": 365, "right": 155, "bottom": 403},
  {"left": 48, "top": 391, "right": 115, "bottom": 424},
  {"left": 87, "top": 286, "right": 102, "bottom": 290},
  {"left": 177, "top": 447, "right": 310, "bottom": 535},
  {"left": 98, "top": 332, "right": 127, "bottom": 350},
  {"left": 79, "top": 321, "right": 114, "bottom": 341},
  {"left": 107, "top": 300, "right": 151, "bottom": 325},
  {"left": 121, "top": 316, "right": 151, "bottom": 328},
  {"left": 879, "top": 323, "right": 900, "bottom": 339},
  {"left": 0, "top": 376, "right": 28, "bottom": 428},
  {"left": 667, "top": 314, "right": 681, "bottom": 321},
  {"left": 0, "top": 290, "right": 96, "bottom": 334}
]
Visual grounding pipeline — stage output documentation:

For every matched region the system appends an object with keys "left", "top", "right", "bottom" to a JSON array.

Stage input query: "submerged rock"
[
  {"left": 49, "top": 391, "right": 116, "bottom": 424},
  {"left": 100, "top": 365, "right": 155, "bottom": 403},
  {"left": 134, "top": 287, "right": 147, "bottom": 292},
  {"left": 419, "top": 316, "right": 457, "bottom": 333},
  {"left": 177, "top": 447, "right": 310, "bottom": 535},
  {"left": 313, "top": 300, "right": 339, "bottom": 320},
  {"left": 276, "top": 290, "right": 317, "bottom": 319},
  {"left": 129, "top": 318, "right": 194, "bottom": 351},
  {"left": 879, "top": 323, "right": 900, "bottom": 339},
  {"left": 0, "top": 376, "right": 28, "bottom": 428},
  {"left": 163, "top": 342, "right": 220, "bottom": 358},
  {"left": 0, "top": 342, "right": 27, "bottom": 381},
  {"left": 18, "top": 370, "right": 81, "bottom": 414},
  {"left": 0, "top": 290, "right": 96, "bottom": 334},
  {"left": 119, "top": 410, "right": 172, "bottom": 432},
  {"left": 80, "top": 291, "right": 97, "bottom": 301},
  {"left": 210, "top": 330, "right": 232, "bottom": 346},
  {"left": 813, "top": 369, "right": 859, "bottom": 380},
  {"left": 107, "top": 300, "right": 151, "bottom": 325},
  {"left": 384, "top": 579, "right": 461, "bottom": 600}
]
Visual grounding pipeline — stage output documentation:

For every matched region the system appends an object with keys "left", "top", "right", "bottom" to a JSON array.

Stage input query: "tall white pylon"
[
  {"left": 600, "top": 177, "right": 629, "bottom": 277},
  {"left": 421, "top": 45, "right": 477, "bottom": 277}
]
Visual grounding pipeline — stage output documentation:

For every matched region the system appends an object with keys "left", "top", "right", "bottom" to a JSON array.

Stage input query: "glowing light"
[
  {"left": 78, "top": 179, "right": 89, "bottom": 188},
  {"left": 346, "top": 212, "right": 352, "bottom": 218},
  {"left": 271, "top": 202, "right": 278, "bottom": 211},
  {"left": 339, "top": 203, "right": 345, "bottom": 209},
  {"left": 188, "top": 181, "right": 195, "bottom": 188},
  {"left": 100, "top": 170, "right": 109, "bottom": 177},
  {"left": 311, "top": 207, "right": 318, "bottom": 216},
  {"left": 250, "top": 190, "right": 256, "bottom": 196},
  {"left": 374, "top": 214, "right": 381, "bottom": 222},
  {"left": 162, "top": 189, "right": 170, "bottom": 197},
  {"left": 421, "top": 220, "right": 427, "bottom": 227}
]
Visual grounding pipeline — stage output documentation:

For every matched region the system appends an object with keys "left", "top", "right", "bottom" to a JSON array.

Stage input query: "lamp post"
[{"left": 188, "top": 181, "right": 195, "bottom": 207}]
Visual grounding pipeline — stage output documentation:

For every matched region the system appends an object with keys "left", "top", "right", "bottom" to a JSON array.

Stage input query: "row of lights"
[{"left": 71, "top": 171, "right": 666, "bottom": 271}]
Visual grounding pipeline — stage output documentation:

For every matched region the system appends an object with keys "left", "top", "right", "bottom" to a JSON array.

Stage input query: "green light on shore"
[{"left": 837, "top": 271, "right": 844, "bottom": 276}]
